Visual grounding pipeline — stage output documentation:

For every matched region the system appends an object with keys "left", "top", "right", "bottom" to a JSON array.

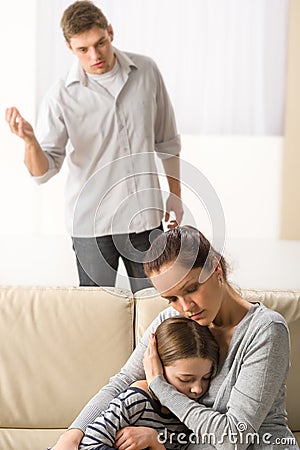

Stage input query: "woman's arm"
[
  {"left": 146, "top": 320, "right": 291, "bottom": 450},
  {"left": 49, "top": 429, "right": 84, "bottom": 450},
  {"left": 70, "top": 307, "right": 178, "bottom": 433}
]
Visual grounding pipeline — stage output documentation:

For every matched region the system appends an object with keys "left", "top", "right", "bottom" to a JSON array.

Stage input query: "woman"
[{"left": 51, "top": 226, "right": 298, "bottom": 450}]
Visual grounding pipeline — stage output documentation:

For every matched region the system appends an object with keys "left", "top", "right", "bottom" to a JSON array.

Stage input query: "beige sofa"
[{"left": 0, "top": 286, "right": 299, "bottom": 450}]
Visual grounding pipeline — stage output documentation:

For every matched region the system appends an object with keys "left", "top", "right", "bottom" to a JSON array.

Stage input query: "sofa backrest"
[
  {"left": 0, "top": 286, "right": 134, "bottom": 450},
  {"left": 135, "top": 287, "right": 300, "bottom": 433}
]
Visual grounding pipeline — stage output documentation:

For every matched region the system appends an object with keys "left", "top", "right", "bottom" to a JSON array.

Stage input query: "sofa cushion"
[
  {"left": 0, "top": 429, "right": 63, "bottom": 450},
  {"left": 0, "top": 286, "right": 134, "bottom": 433},
  {"left": 134, "top": 287, "right": 300, "bottom": 435}
]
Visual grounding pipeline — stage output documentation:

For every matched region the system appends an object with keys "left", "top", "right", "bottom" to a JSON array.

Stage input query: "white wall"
[
  {"left": 0, "top": 0, "right": 38, "bottom": 235},
  {"left": 181, "top": 135, "right": 283, "bottom": 240}
]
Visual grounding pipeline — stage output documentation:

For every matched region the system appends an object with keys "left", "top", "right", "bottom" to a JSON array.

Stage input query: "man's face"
[{"left": 68, "top": 24, "right": 115, "bottom": 75}]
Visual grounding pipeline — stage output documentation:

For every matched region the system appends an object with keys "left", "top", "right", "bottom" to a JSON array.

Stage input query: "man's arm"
[
  {"left": 161, "top": 154, "right": 183, "bottom": 228},
  {"left": 152, "top": 61, "right": 183, "bottom": 227},
  {"left": 5, "top": 106, "right": 49, "bottom": 176}
]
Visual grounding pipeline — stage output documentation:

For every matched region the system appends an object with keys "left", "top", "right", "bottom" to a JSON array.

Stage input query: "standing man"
[{"left": 5, "top": 0, "right": 183, "bottom": 292}]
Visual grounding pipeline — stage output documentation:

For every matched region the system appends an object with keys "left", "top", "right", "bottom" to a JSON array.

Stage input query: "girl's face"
[
  {"left": 164, "top": 357, "right": 213, "bottom": 400},
  {"left": 149, "top": 264, "right": 223, "bottom": 327}
]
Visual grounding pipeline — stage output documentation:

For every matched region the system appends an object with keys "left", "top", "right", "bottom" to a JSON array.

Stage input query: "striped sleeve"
[{"left": 79, "top": 389, "right": 149, "bottom": 449}]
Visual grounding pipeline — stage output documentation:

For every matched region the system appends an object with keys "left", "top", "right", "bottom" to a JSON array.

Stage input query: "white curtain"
[{"left": 37, "top": 0, "right": 289, "bottom": 135}]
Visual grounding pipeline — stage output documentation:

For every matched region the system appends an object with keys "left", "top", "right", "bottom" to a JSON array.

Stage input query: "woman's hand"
[
  {"left": 143, "top": 334, "right": 163, "bottom": 384},
  {"left": 48, "top": 428, "right": 83, "bottom": 450},
  {"left": 115, "top": 426, "right": 165, "bottom": 450}
]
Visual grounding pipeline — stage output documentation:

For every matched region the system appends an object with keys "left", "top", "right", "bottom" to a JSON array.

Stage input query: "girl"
[{"left": 79, "top": 317, "right": 218, "bottom": 450}]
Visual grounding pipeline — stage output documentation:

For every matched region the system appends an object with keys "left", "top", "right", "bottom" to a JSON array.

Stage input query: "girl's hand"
[
  {"left": 143, "top": 334, "right": 163, "bottom": 384},
  {"left": 115, "top": 426, "right": 165, "bottom": 450}
]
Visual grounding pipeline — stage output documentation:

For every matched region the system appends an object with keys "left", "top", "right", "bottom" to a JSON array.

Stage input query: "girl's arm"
[{"left": 79, "top": 392, "right": 144, "bottom": 449}]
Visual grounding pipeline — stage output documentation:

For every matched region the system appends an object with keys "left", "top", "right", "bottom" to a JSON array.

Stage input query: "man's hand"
[
  {"left": 161, "top": 154, "right": 183, "bottom": 228},
  {"left": 5, "top": 106, "right": 36, "bottom": 144},
  {"left": 5, "top": 106, "right": 49, "bottom": 176},
  {"left": 115, "top": 426, "right": 165, "bottom": 450},
  {"left": 164, "top": 193, "right": 183, "bottom": 229}
]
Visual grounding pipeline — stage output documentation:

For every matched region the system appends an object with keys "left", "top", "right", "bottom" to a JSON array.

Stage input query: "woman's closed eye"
[
  {"left": 185, "top": 283, "right": 199, "bottom": 294},
  {"left": 166, "top": 284, "right": 200, "bottom": 304},
  {"left": 167, "top": 297, "right": 177, "bottom": 304}
]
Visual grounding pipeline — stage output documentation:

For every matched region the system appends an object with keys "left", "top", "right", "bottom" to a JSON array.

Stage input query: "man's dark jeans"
[{"left": 72, "top": 225, "right": 163, "bottom": 293}]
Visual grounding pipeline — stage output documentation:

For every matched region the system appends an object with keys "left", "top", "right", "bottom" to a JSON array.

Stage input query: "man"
[{"left": 5, "top": 0, "right": 183, "bottom": 293}]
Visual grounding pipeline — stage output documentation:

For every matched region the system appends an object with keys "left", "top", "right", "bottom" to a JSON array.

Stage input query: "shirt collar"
[{"left": 65, "top": 47, "right": 138, "bottom": 87}]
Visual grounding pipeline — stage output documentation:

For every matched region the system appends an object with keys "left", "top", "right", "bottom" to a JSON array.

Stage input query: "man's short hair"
[{"left": 61, "top": 1, "right": 108, "bottom": 43}]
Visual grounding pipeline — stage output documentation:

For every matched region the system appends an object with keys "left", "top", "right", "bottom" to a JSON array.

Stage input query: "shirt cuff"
[
  {"left": 31, "top": 154, "right": 57, "bottom": 184},
  {"left": 155, "top": 135, "right": 181, "bottom": 158}
]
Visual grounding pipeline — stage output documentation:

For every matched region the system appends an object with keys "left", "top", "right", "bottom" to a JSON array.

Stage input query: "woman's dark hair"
[
  {"left": 144, "top": 225, "right": 228, "bottom": 281},
  {"left": 155, "top": 317, "right": 219, "bottom": 377}
]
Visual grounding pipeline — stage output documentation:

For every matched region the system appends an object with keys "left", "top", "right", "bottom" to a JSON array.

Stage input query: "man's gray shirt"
[{"left": 33, "top": 48, "right": 180, "bottom": 237}]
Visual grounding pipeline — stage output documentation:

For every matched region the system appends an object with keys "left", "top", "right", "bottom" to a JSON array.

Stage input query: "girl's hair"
[
  {"left": 155, "top": 317, "right": 219, "bottom": 377},
  {"left": 60, "top": 1, "right": 108, "bottom": 43},
  {"left": 144, "top": 225, "right": 228, "bottom": 281}
]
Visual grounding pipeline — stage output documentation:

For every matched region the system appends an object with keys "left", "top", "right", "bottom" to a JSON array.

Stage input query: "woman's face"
[
  {"left": 149, "top": 264, "right": 223, "bottom": 326},
  {"left": 164, "top": 357, "right": 213, "bottom": 401}
]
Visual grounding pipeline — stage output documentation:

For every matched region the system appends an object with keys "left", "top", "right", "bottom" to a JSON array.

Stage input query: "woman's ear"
[
  {"left": 212, "top": 256, "right": 222, "bottom": 274},
  {"left": 213, "top": 260, "right": 224, "bottom": 287}
]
